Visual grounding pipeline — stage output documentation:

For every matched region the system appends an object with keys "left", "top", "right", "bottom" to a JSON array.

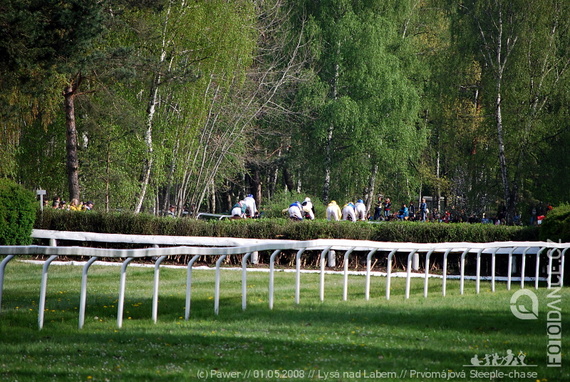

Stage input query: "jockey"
[
  {"left": 326, "top": 200, "right": 342, "bottom": 221},
  {"left": 231, "top": 201, "right": 245, "bottom": 218},
  {"left": 342, "top": 202, "right": 356, "bottom": 221},
  {"left": 301, "top": 197, "right": 315, "bottom": 220},
  {"left": 243, "top": 194, "right": 257, "bottom": 218},
  {"left": 354, "top": 199, "right": 367, "bottom": 221},
  {"left": 288, "top": 201, "right": 303, "bottom": 220}
]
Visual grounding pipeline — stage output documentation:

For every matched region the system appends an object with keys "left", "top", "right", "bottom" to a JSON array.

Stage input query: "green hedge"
[
  {"left": 539, "top": 204, "right": 570, "bottom": 242},
  {"left": 34, "top": 209, "right": 540, "bottom": 243},
  {"left": 0, "top": 179, "right": 37, "bottom": 245}
]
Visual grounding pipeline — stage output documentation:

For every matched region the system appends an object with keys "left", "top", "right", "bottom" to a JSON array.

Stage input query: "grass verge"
[{"left": 0, "top": 261, "right": 567, "bottom": 381}]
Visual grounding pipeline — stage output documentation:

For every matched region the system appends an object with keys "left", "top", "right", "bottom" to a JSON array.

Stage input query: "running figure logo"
[{"left": 466, "top": 350, "right": 536, "bottom": 367}]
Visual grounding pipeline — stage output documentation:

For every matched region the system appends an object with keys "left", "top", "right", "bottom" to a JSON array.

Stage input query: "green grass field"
[{"left": 0, "top": 260, "right": 567, "bottom": 381}]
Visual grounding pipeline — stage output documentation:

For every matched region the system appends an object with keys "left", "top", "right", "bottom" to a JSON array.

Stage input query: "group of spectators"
[{"left": 48, "top": 196, "right": 94, "bottom": 211}]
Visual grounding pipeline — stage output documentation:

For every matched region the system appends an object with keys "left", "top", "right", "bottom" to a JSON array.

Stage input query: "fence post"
[
  {"left": 241, "top": 252, "right": 252, "bottom": 311},
  {"left": 441, "top": 248, "right": 452, "bottom": 297},
  {"left": 320, "top": 247, "right": 331, "bottom": 302},
  {"left": 561, "top": 248, "right": 567, "bottom": 287},
  {"left": 0, "top": 255, "right": 15, "bottom": 314},
  {"left": 535, "top": 248, "right": 544, "bottom": 290},
  {"left": 215, "top": 255, "right": 228, "bottom": 315},
  {"left": 342, "top": 248, "right": 355, "bottom": 301},
  {"left": 365, "top": 249, "right": 378, "bottom": 301},
  {"left": 152, "top": 255, "right": 168, "bottom": 324},
  {"left": 405, "top": 250, "right": 417, "bottom": 299},
  {"left": 38, "top": 254, "right": 58, "bottom": 330},
  {"left": 423, "top": 250, "right": 434, "bottom": 298},
  {"left": 185, "top": 255, "right": 201, "bottom": 320},
  {"left": 269, "top": 250, "right": 282, "bottom": 309},
  {"left": 507, "top": 248, "right": 515, "bottom": 291},
  {"left": 295, "top": 249, "right": 306, "bottom": 305},
  {"left": 117, "top": 257, "right": 134, "bottom": 329},
  {"left": 79, "top": 256, "right": 99, "bottom": 329},
  {"left": 520, "top": 247, "right": 530, "bottom": 289},
  {"left": 385, "top": 249, "right": 398, "bottom": 300},
  {"left": 475, "top": 249, "right": 483, "bottom": 294},
  {"left": 490, "top": 248, "right": 498, "bottom": 292},
  {"left": 412, "top": 252, "right": 420, "bottom": 271},
  {"left": 327, "top": 250, "right": 336, "bottom": 267},
  {"left": 459, "top": 249, "right": 469, "bottom": 295}
]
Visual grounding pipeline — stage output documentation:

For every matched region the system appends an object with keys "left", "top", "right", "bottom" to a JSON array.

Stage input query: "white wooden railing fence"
[{"left": 0, "top": 229, "right": 567, "bottom": 330}]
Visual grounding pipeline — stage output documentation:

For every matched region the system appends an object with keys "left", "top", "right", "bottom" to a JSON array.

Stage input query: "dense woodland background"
[{"left": 1, "top": 0, "right": 569, "bottom": 223}]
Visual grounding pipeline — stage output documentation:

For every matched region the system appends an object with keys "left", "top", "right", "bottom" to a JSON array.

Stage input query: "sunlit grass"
[{"left": 0, "top": 260, "right": 567, "bottom": 381}]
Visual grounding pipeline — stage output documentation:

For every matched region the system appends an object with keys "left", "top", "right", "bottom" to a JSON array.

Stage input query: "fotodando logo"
[{"left": 509, "top": 243, "right": 563, "bottom": 368}]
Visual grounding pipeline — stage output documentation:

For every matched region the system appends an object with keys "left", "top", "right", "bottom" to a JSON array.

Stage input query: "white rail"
[{"left": 0, "top": 230, "right": 567, "bottom": 330}]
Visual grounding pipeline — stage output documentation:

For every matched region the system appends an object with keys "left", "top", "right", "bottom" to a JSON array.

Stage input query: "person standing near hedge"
[
  {"left": 408, "top": 201, "right": 416, "bottom": 220},
  {"left": 419, "top": 198, "right": 428, "bottom": 222},
  {"left": 373, "top": 196, "right": 383, "bottom": 220},
  {"left": 69, "top": 198, "right": 82, "bottom": 211},
  {"left": 383, "top": 198, "right": 392, "bottom": 219},
  {"left": 398, "top": 204, "right": 409, "bottom": 220}
]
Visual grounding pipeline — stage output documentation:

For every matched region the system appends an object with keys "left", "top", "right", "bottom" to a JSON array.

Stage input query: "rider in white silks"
[
  {"left": 231, "top": 201, "right": 246, "bottom": 218},
  {"left": 326, "top": 201, "right": 342, "bottom": 221},
  {"left": 288, "top": 201, "right": 304, "bottom": 220},
  {"left": 354, "top": 199, "right": 367, "bottom": 221},
  {"left": 243, "top": 194, "right": 257, "bottom": 218},
  {"left": 301, "top": 197, "right": 315, "bottom": 220},
  {"left": 342, "top": 202, "right": 356, "bottom": 221}
]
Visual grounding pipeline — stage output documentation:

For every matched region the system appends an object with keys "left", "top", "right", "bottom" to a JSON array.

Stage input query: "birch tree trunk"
[
  {"left": 322, "top": 41, "right": 341, "bottom": 203},
  {"left": 133, "top": 4, "right": 171, "bottom": 213},
  {"left": 364, "top": 162, "right": 378, "bottom": 213},
  {"left": 64, "top": 82, "right": 80, "bottom": 202},
  {"left": 322, "top": 124, "right": 333, "bottom": 203},
  {"left": 476, "top": 2, "right": 518, "bottom": 222},
  {"left": 133, "top": 79, "right": 159, "bottom": 213},
  {"left": 179, "top": 10, "right": 306, "bottom": 215}
]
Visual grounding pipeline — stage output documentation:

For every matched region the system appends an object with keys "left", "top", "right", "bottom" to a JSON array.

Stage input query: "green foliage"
[
  {"left": 2, "top": 0, "right": 569, "bottom": 219},
  {"left": 290, "top": 0, "right": 425, "bottom": 202},
  {"left": 0, "top": 179, "right": 37, "bottom": 245},
  {"left": 539, "top": 204, "right": 570, "bottom": 242},
  {"left": 261, "top": 190, "right": 326, "bottom": 219}
]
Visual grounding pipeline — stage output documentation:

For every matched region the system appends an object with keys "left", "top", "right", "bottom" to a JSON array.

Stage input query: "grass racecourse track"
[{"left": 0, "top": 261, "right": 567, "bottom": 382}]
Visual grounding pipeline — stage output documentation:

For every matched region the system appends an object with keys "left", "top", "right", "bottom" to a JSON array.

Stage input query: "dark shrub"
[
  {"left": 540, "top": 204, "right": 570, "bottom": 242},
  {"left": 0, "top": 179, "right": 37, "bottom": 245}
]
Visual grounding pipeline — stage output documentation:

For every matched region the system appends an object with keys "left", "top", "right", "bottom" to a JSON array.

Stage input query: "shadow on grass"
[
  {"left": 1, "top": 294, "right": 560, "bottom": 381},
  {"left": 1, "top": 264, "right": 567, "bottom": 381}
]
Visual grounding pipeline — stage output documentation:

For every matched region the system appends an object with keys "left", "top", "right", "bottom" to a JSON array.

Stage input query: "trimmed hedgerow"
[
  {"left": 0, "top": 179, "right": 37, "bottom": 245},
  {"left": 34, "top": 208, "right": 540, "bottom": 243},
  {"left": 371, "top": 221, "right": 539, "bottom": 243}
]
